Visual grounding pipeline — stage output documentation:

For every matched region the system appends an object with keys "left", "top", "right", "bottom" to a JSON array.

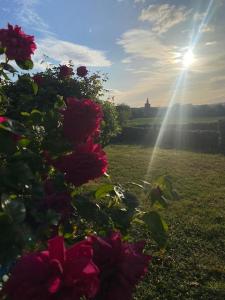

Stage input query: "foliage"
[
  {"left": 0, "top": 23, "right": 173, "bottom": 300},
  {"left": 100, "top": 100, "right": 121, "bottom": 146},
  {"left": 116, "top": 103, "right": 132, "bottom": 127}
]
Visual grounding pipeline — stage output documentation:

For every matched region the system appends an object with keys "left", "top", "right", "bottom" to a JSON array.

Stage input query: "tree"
[{"left": 116, "top": 103, "right": 131, "bottom": 127}]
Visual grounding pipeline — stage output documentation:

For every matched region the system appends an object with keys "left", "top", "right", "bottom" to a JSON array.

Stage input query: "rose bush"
[{"left": 0, "top": 23, "right": 173, "bottom": 300}]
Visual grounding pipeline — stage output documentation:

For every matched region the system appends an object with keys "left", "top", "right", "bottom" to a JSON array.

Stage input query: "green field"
[
  {"left": 104, "top": 145, "right": 225, "bottom": 299},
  {"left": 128, "top": 116, "right": 225, "bottom": 127}
]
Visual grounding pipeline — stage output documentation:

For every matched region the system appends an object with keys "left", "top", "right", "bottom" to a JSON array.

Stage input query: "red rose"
[
  {"left": 59, "top": 65, "right": 74, "bottom": 78},
  {"left": 52, "top": 141, "right": 107, "bottom": 186},
  {"left": 62, "top": 97, "right": 103, "bottom": 144},
  {"left": 77, "top": 66, "right": 88, "bottom": 77},
  {"left": 42, "top": 179, "right": 73, "bottom": 219},
  {"left": 0, "top": 23, "right": 36, "bottom": 61},
  {"left": 4, "top": 236, "right": 99, "bottom": 300},
  {"left": 89, "top": 232, "right": 151, "bottom": 300},
  {"left": 33, "top": 74, "right": 44, "bottom": 86}
]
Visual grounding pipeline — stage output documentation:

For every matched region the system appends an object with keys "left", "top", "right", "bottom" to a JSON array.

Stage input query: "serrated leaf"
[
  {"left": 143, "top": 211, "right": 168, "bottom": 248},
  {"left": 95, "top": 184, "right": 114, "bottom": 199},
  {"left": 16, "top": 59, "right": 33, "bottom": 70}
]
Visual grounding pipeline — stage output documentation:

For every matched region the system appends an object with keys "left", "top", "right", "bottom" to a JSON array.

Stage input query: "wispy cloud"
[
  {"left": 11, "top": 1, "right": 112, "bottom": 70},
  {"left": 134, "top": 0, "right": 146, "bottom": 3},
  {"left": 139, "top": 4, "right": 191, "bottom": 34},
  {"left": 33, "top": 37, "right": 111, "bottom": 69},
  {"left": 118, "top": 29, "right": 174, "bottom": 61},
  {"left": 15, "top": 0, "right": 51, "bottom": 34}
]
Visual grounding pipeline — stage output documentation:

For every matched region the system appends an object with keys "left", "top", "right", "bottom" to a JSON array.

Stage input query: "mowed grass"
[
  {"left": 105, "top": 145, "right": 225, "bottom": 300},
  {"left": 128, "top": 115, "right": 225, "bottom": 127}
]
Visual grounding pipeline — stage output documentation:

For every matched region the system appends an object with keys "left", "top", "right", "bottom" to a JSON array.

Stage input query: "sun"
[{"left": 182, "top": 49, "right": 195, "bottom": 68}]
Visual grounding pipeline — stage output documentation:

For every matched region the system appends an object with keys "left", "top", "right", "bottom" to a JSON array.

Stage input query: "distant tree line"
[{"left": 130, "top": 103, "right": 225, "bottom": 119}]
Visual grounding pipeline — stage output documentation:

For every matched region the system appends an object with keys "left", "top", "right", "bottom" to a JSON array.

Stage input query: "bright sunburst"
[{"left": 182, "top": 49, "right": 195, "bottom": 68}]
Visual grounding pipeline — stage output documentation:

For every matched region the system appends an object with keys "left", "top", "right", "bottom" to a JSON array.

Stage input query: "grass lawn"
[
  {"left": 128, "top": 116, "right": 225, "bottom": 127},
  {"left": 104, "top": 145, "right": 225, "bottom": 299}
]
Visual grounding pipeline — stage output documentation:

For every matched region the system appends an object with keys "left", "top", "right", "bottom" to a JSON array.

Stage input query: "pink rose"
[
  {"left": 89, "top": 232, "right": 151, "bottom": 300},
  {"left": 0, "top": 23, "right": 36, "bottom": 61},
  {"left": 52, "top": 141, "right": 107, "bottom": 186},
  {"left": 62, "top": 97, "right": 103, "bottom": 144},
  {"left": 4, "top": 236, "right": 99, "bottom": 300},
  {"left": 77, "top": 66, "right": 88, "bottom": 77},
  {"left": 0, "top": 116, "right": 7, "bottom": 123}
]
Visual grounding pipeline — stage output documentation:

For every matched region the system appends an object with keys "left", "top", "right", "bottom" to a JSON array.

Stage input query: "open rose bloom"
[
  {"left": 0, "top": 23, "right": 36, "bottom": 61},
  {"left": 4, "top": 234, "right": 150, "bottom": 300},
  {"left": 4, "top": 237, "right": 99, "bottom": 300}
]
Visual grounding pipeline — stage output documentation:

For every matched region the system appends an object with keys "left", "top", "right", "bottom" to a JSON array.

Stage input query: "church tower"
[{"left": 144, "top": 98, "right": 151, "bottom": 116}]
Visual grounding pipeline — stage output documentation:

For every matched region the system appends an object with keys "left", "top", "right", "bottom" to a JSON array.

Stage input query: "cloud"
[
  {"left": 118, "top": 29, "right": 173, "bottom": 61},
  {"left": 33, "top": 37, "right": 111, "bottom": 69},
  {"left": 134, "top": 0, "right": 146, "bottom": 3},
  {"left": 139, "top": 4, "right": 191, "bottom": 34},
  {"left": 193, "top": 12, "right": 207, "bottom": 21},
  {"left": 205, "top": 41, "right": 217, "bottom": 46},
  {"left": 201, "top": 24, "right": 215, "bottom": 33},
  {"left": 15, "top": 0, "right": 51, "bottom": 34}
]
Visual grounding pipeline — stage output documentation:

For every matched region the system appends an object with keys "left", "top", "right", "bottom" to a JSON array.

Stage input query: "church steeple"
[{"left": 144, "top": 97, "right": 151, "bottom": 116}]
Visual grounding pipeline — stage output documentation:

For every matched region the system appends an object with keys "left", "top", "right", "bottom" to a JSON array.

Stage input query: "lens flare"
[{"left": 183, "top": 50, "right": 194, "bottom": 68}]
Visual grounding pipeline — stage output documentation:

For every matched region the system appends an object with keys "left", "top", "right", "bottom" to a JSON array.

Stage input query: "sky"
[{"left": 0, "top": 0, "right": 225, "bottom": 107}]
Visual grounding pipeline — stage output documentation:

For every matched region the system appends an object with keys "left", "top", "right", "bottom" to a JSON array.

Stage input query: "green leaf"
[
  {"left": 0, "top": 63, "right": 17, "bottom": 74},
  {"left": 0, "top": 130, "right": 17, "bottom": 154},
  {"left": 30, "top": 109, "right": 43, "bottom": 124},
  {"left": 16, "top": 59, "right": 34, "bottom": 70},
  {"left": 0, "top": 70, "right": 9, "bottom": 80},
  {"left": 20, "top": 111, "right": 30, "bottom": 117},
  {"left": 114, "top": 185, "right": 125, "bottom": 199},
  {"left": 154, "top": 175, "right": 174, "bottom": 200},
  {"left": 18, "top": 138, "right": 30, "bottom": 147},
  {"left": 95, "top": 184, "right": 114, "bottom": 199},
  {"left": 122, "top": 192, "right": 139, "bottom": 211},
  {"left": 143, "top": 211, "right": 168, "bottom": 248},
  {"left": 0, "top": 47, "right": 6, "bottom": 55},
  {"left": 0, "top": 212, "right": 22, "bottom": 264},
  {"left": 32, "top": 81, "right": 38, "bottom": 95},
  {"left": 150, "top": 187, "right": 168, "bottom": 209},
  {"left": 1, "top": 195, "right": 26, "bottom": 223},
  {"left": 110, "top": 208, "right": 131, "bottom": 230}
]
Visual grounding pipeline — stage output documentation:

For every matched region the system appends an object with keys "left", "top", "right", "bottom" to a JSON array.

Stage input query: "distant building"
[{"left": 144, "top": 98, "right": 151, "bottom": 116}]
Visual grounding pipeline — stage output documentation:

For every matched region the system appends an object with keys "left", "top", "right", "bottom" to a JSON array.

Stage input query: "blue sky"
[{"left": 1, "top": 0, "right": 225, "bottom": 106}]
